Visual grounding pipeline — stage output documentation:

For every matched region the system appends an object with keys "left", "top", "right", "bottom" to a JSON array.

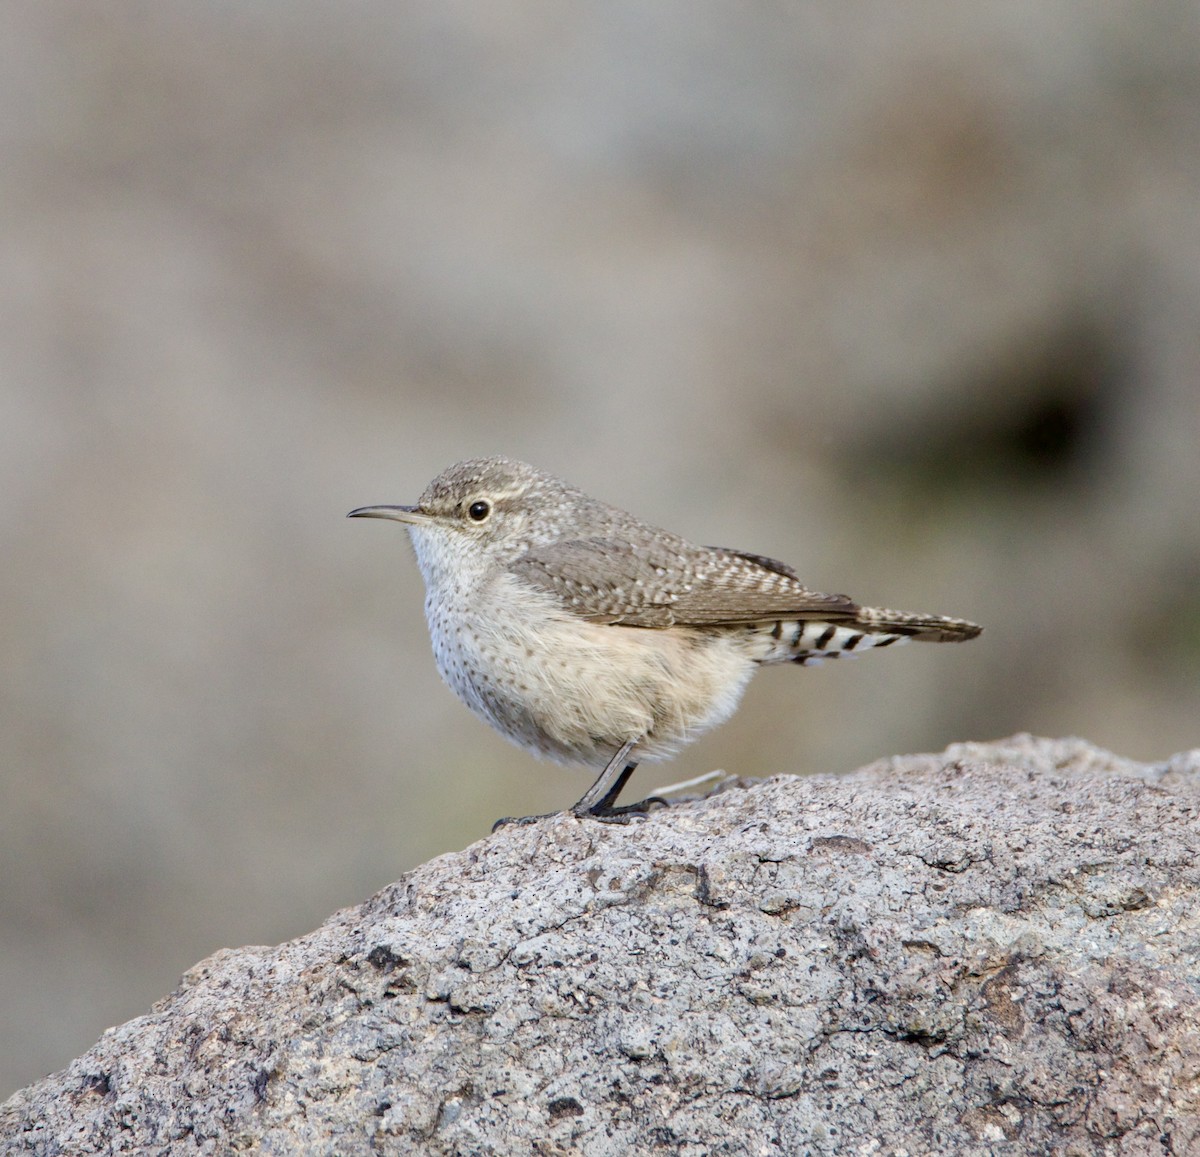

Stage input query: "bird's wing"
[{"left": 509, "top": 537, "right": 856, "bottom": 628}]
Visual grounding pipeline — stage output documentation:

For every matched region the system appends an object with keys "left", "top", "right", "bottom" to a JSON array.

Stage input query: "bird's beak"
[{"left": 346, "top": 505, "right": 432, "bottom": 525}]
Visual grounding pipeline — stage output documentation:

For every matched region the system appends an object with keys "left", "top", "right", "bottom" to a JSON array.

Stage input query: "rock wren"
[{"left": 349, "top": 457, "right": 981, "bottom": 825}]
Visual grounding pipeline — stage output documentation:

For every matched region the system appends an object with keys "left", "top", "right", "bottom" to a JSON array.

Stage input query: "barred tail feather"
[
  {"left": 747, "top": 608, "right": 980, "bottom": 666},
  {"left": 854, "top": 607, "right": 982, "bottom": 644}
]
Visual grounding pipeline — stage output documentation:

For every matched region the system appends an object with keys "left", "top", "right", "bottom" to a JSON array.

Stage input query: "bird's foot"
[
  {"left": 491, "top": 795, "right": 669, "bottom": 832},
  {"left": 491, "top": 811, "right": 556, "bottom": 832},
  {"left": 573, "top": 794, "right": 670, "bottom": 824}
]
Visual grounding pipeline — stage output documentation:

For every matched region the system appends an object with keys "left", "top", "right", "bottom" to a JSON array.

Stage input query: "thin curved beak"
[{"left": 346, "top": 505, "right": 431, "bottom": 524}]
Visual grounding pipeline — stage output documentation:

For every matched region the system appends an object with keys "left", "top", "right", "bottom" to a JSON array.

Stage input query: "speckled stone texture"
[{"left": 3, "top": 735, "right": 1198, "bottom": 1156}]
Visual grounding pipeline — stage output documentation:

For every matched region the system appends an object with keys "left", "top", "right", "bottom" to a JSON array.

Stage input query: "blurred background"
[{"left": 2, "top": 1, "right": 1198, "bottom": 1096}]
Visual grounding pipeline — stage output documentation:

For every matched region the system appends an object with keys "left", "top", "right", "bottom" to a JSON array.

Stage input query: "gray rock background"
[
  {"left": 2, "top": 2, "right": 1199, "bottom": 1095},
  {"left": 3, "top": 737, "right": 1198, "bottom": 1155}
]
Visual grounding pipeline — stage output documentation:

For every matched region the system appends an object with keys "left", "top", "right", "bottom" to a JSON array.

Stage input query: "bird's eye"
[{"left": 467, "top": 500, "right": 491, "bottom": 522}]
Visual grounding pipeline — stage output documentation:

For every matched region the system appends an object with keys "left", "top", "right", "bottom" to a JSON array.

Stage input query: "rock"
[{"left": 3, "top": 736, "right": 1198, "bottom": 1155}]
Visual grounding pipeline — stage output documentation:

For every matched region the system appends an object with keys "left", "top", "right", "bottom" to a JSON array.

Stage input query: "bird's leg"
[
  {"left": 491, "top": 739, "right": 668, "bottom": 831},
  {"left": 581, "top": 760, "right": 639, "bottom": 813},
  {"left": 569, "top": 740, "right": 668, "bottom": 823}
]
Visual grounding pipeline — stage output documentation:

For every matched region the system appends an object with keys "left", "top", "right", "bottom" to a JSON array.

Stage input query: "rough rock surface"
[{"left": 3, "top": 736, "right": 1199, "bottom": 1156}]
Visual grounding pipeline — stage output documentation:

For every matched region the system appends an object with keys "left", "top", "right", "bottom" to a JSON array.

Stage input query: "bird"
[{"left": 349, "top": 457, "right": 981, "bottom": 825}]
